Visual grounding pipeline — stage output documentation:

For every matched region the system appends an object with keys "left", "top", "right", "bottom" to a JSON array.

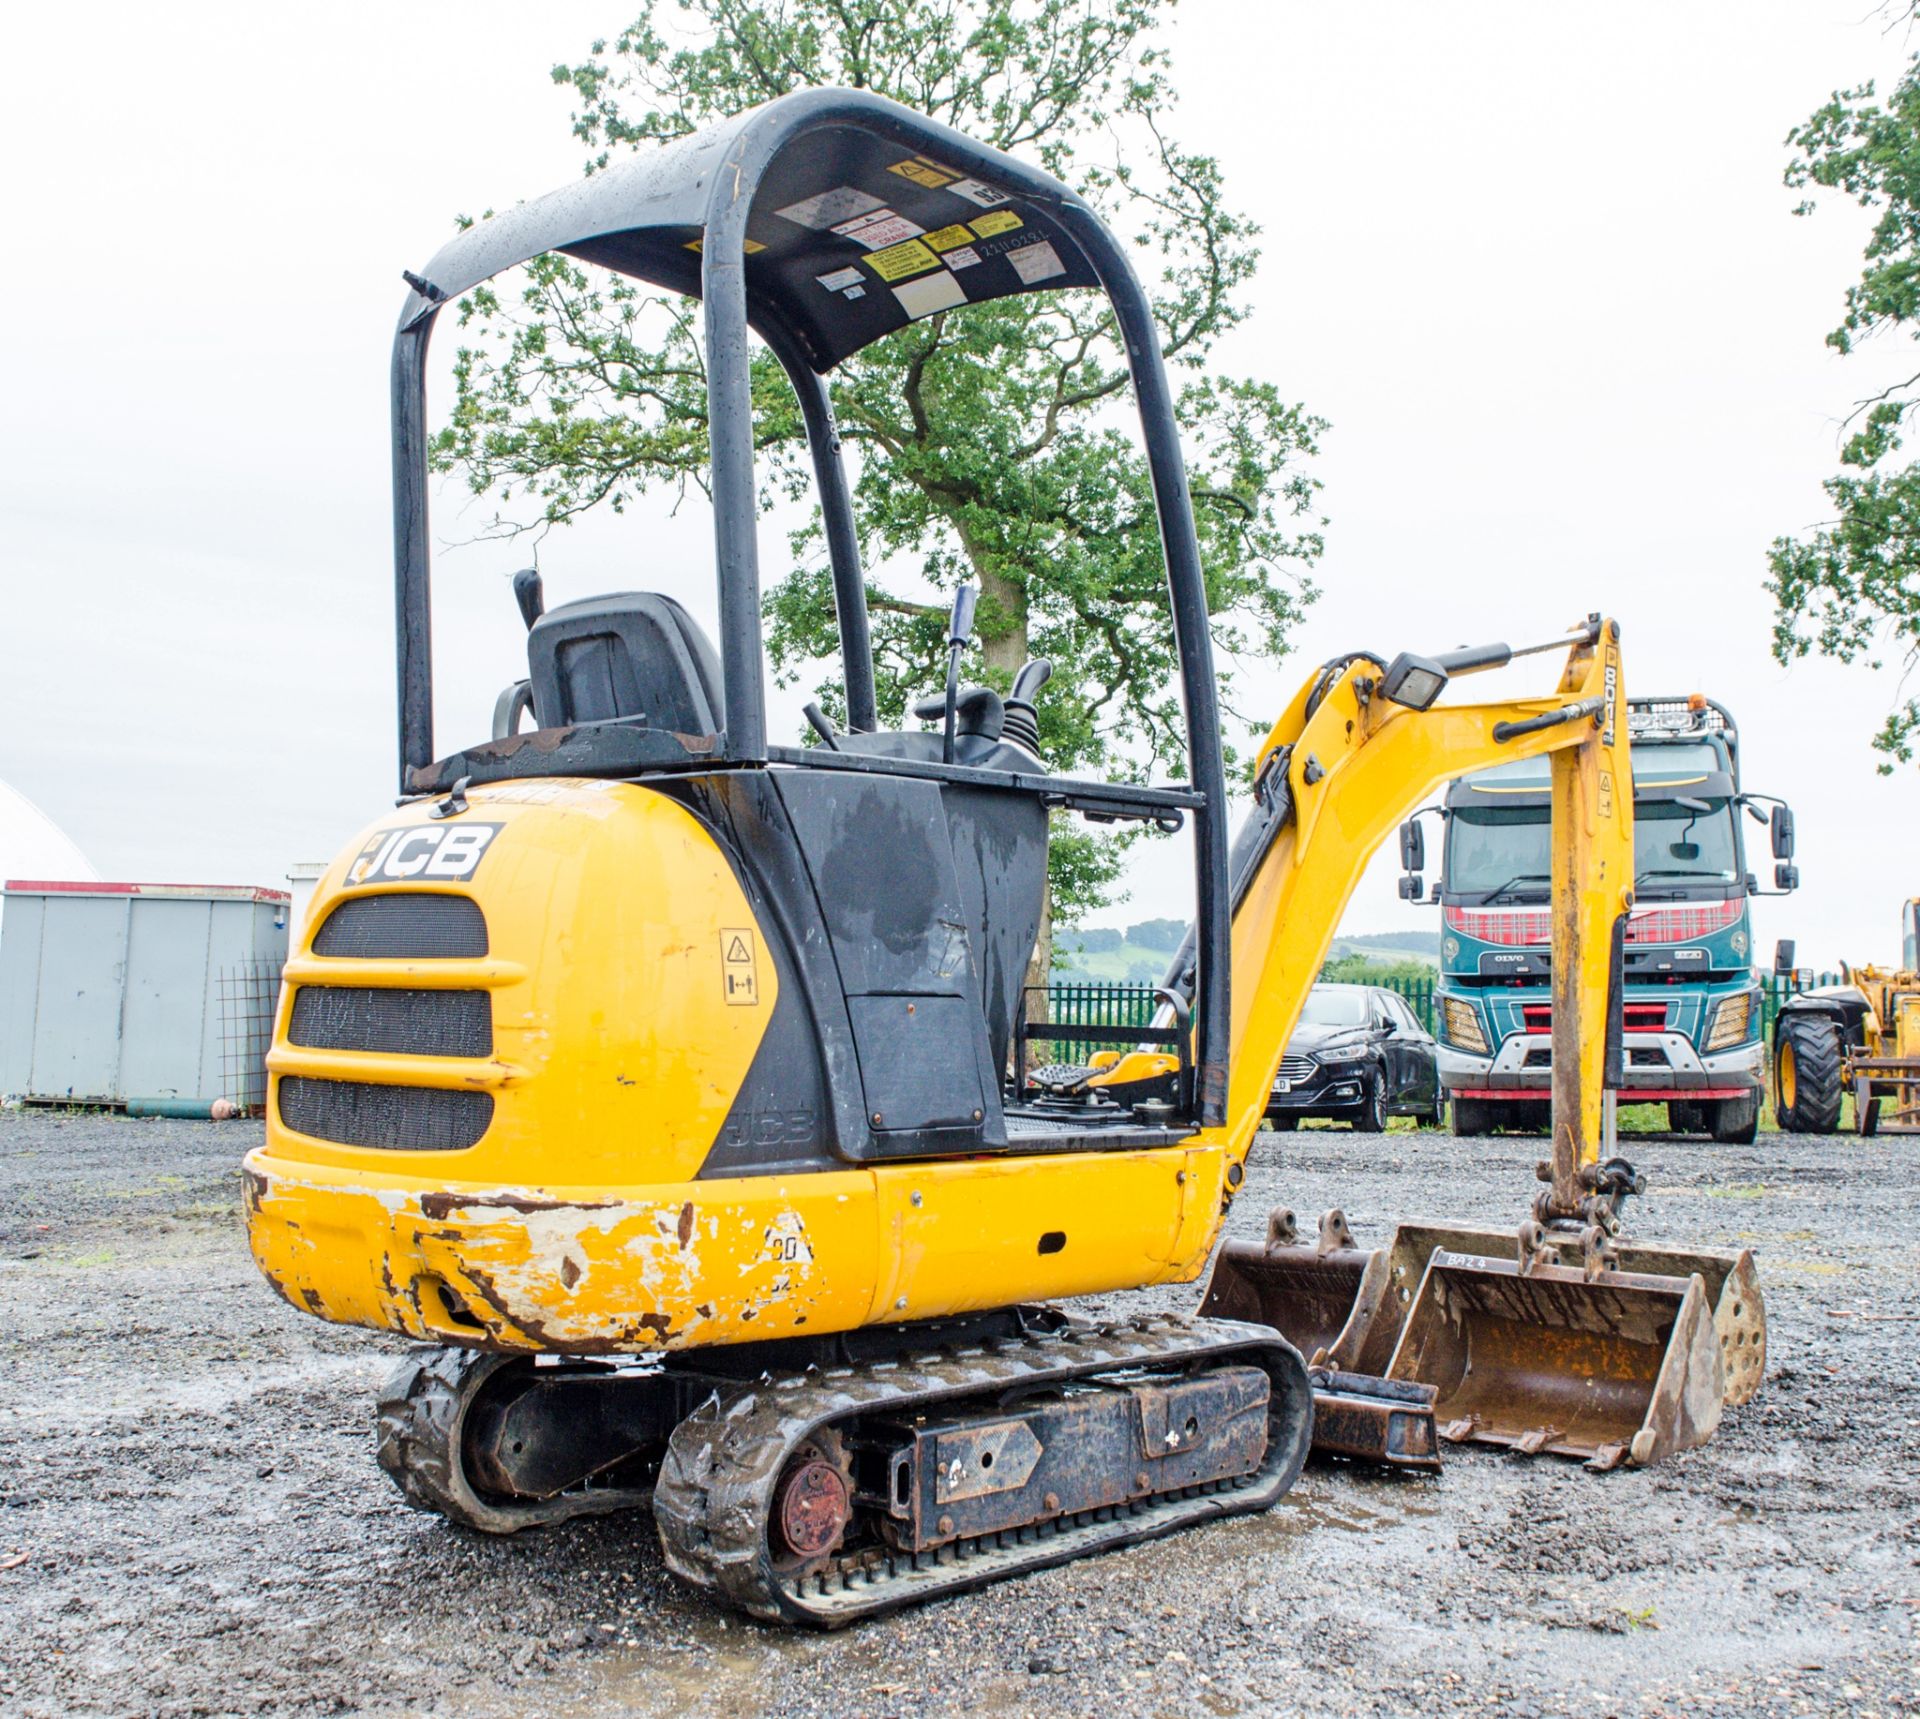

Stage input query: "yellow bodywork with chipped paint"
[
  {"left": 247, "top": 623, "right": 1631, "bottom": 1356},
  {"left": 245, "top": 777, "right": 1226, "bottom": 1351}
]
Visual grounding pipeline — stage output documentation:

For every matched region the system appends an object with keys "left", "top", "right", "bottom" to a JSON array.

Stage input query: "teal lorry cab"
[{"left": 1409, "top": 697, "right": 1795, "bottom": 1141}]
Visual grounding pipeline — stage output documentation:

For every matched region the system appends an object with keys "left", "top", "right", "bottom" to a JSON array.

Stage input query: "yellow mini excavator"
[{"left": 245, "top": 89, "right": 1751, "bottom": 1625}]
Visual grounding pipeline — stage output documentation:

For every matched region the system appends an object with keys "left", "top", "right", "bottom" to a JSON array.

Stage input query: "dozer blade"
[
  {"left": 1199, "top": 1210, "right": 1438, "bottom": 1470},
  {"left": 1371, "top": 1224, "right": 1767, "bottom": 1409},
  {"left": 1385, "top": 1250, "right": 1724, "bottom": 1470}
]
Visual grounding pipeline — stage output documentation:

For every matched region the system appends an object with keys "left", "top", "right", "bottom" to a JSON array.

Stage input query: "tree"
[
  {"left": 435, "top": 0, "right": 1326, "bottom": 930},
  {"left": 1773, "top": 49, "right": 1920, "bottom": 769}
]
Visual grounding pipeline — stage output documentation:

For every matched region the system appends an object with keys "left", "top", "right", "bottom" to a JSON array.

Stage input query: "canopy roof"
[{"left": 400, "top": 88, "right": 1102, "bottom": 372}]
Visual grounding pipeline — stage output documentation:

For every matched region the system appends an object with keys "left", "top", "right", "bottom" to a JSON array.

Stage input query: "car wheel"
[
  {"left": 1268, "top": 1113, "right": 1298, "bottom": 1132},
  {"left": 1351, "top": 1072, "right": 1386, "bottom": 1133}
]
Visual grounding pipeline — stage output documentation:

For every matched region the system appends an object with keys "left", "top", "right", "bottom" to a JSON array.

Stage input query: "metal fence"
[{"left": 1044, "top": 970, "right": 1848, "bottom": 1053}]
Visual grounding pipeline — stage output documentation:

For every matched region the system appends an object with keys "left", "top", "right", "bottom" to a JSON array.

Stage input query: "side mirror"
[
  {"left": 1399, "top": 819, "right": 1426, "bottom": 873},
  {"left": 1397, "top": 874, "right": 1423, "bottom": 900},
  {"left": 1770, "top": 804, "right": 1795, "bottom": 861},
  {"left": 1774, "top": 938, "right": 1797, "bottom": 976},
  {"left": 1775, "top": 862, "right": 1801, "bottom": 891}
]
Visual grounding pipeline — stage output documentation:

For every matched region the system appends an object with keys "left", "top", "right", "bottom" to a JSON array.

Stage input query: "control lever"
[
  {"left": 1002, "top": 657, "right": 1052, "bottom": 758},
  {"left": 803, "top": 702, "right": 842, "bottom": 751},
  {"left": 941, "top": 584, "right": 978, "bottom": 765},
  {"left": 512, "top": 568, "right": 545, "bottom": 631}
]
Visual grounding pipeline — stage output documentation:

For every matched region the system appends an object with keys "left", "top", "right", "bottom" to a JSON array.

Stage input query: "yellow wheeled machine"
[
  {"left": 1774, "top": 902, "right": 1920, "bottom": 1133},
  {"left": 246, "top": 89, "right": 1744, "bottom": 1624}
]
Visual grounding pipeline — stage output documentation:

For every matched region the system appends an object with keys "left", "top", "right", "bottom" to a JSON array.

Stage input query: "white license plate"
[{"left": 1274, "top": 1079, "right": 1292, "bottom": 1093}]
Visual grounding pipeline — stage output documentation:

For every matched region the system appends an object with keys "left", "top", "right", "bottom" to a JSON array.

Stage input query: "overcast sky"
[{"left": 4, "top": 2, "right": 1918, "bottom": 965}]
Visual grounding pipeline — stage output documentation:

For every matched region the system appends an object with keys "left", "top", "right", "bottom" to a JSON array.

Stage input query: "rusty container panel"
[
  {"left": 885, "top": 1367, "right": 1270, "bottom": 1551},
  {"left": 1386, "top": 1250, "right": 1724, "bottom": 1469}
]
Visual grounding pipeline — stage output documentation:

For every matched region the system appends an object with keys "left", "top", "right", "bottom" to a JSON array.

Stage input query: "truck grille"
[
  {"left": 288, "top": 987, "right": 492, "bottom": 1058},
  {"left": 278, "top": 1076, "right": 492, "bottom": 1151},
  {"left": 312, "top": 894, "right": 488, "bottom": 958}
]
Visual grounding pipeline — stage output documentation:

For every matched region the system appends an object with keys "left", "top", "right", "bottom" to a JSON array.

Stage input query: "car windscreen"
[{"left": 1299, "top": 988, "right": 1369, "bottom": 1026}]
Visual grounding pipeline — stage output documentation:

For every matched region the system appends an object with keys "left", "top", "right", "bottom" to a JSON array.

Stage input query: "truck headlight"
[
  {"left": 1442, "top": 997, "right": 1488, "bottom": 1054},
  {"left": 1705, "top": 992, "right": 1754, "bottom": 1052}
]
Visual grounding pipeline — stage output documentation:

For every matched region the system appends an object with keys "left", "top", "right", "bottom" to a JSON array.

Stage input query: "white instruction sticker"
[
  {"left": 832, "top": 209, "right": 925, "bottom": 249},
  {"left": 843, "top": 284, "right": 865, "bottom": 300},
  {"left": 815, "top": 266, "right": 866, "bottom": 292},
  {"left": 947, "top": 177, "right": 1009, "bottom": 208},
  {"left": 775, "top": 186, "right": 886, "bottom": 230},
  {"left": 892, "top": 269, "right": 968, "bottom": 320},
  {"left": 1006, "top": 240, "right": 1066, "bottom": 285}
]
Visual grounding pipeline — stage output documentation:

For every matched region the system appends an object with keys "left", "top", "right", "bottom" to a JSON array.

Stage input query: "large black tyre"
[
  {"left": 1349, "top": 1071, "right": 1386, "bottom": 1132},
  {"left": 1266, "top": 1113, "right": 1299, "bottom": 1132},
  {"left": 1774, "top": 1014, "right": 1843, "bottom": 1135},
  {"left": 1710, "top": 1091, "right": 1761, "bottom": 1145},
  {"left": 1451, "top": 1095, "right": 1492, "bottom": 1137}
]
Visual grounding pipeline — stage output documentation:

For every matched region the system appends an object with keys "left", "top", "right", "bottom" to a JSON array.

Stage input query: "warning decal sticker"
[
  {"left": 923, "top": 223, "right": 975, "bottom": 252},
  {"left": 863, "top": 238, "right": 942, "bottom": 283},
  {"left": 946, "top": 177, "right": 1009, "bottom": 208},
  {"left": 721, "top": 928, "right": 760, "bottom": 1006},
  {"left": 969, "top": 209, "right": 1024, "bottom": 238},
  {"left": 815, "top": 266, "right": 865, "bottom": 293},
  {"left": 831, "top": 209, "right": 925, "bottom": 249},
  {"left": 775, "top": 186, "right": 886, "bottom": 230},
  {"left": 942, "top": 245, "right": 982, "bottom": 270},
  {"left": 889, "top": 156, "right": 958, "bottom": 189},
  {"left": 683, "top": 237, "right": 767, "bottom": 254}
]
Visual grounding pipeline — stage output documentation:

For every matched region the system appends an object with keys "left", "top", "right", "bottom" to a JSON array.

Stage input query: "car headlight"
[
  {"left": 1442, "top": 996, "right": 1488, "bottom": 1054},
  {"left": 1705, "top": 991, "right": 1755, "bottom": 1052}
]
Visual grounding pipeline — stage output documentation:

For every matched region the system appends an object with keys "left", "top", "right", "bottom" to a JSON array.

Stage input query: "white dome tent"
[{"left": 0, "top": 780, "right": 96, "bottom": 915}]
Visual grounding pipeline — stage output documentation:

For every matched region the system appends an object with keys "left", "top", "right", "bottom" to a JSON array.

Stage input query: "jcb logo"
[{"left": 346, "top": 823, "right": 502, "bottom": 887}]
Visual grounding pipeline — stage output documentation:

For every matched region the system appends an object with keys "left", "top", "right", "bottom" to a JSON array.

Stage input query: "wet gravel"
[{"left": 1, "top": 1107, "right": 1914, "bottom": 1718}]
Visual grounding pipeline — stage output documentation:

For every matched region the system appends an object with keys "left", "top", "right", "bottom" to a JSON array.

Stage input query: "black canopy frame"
[{"left": 388, "top": 86, "right": 1233, "bottom": 1125}]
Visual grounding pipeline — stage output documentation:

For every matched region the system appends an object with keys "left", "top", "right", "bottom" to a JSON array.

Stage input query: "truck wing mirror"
[
  {"left": 1770, "top": 804, "right": 1795, "bottom": 861},
  {"left": 1774, "top": 938, "right": 1796, "bottom": 975},
  {"left": 1398, "top": 819, "right": 1425, "bottom": 873},
  {"left": 1775, "top": 862, "right": 1800, "bottom": 891}
]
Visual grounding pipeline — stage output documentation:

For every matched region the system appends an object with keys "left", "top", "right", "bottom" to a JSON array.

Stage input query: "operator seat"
[{"left": 526, "top": 592, "right": 725, "bottom": 736}]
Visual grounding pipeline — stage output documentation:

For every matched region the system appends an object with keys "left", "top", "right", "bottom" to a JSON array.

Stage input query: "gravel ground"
[{"left": 0, "top": 1108, "right": 1914, "bottom": 1719}]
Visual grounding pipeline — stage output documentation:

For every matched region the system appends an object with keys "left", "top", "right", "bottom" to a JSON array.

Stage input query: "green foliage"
[
  {"left": 1125, "top": 915, "right": 1186, "bottom": 951},
  {"left": 432, "top": 0, "right": 1325, "bottom": 923},
  {"left": 1774, "top": 55, "right": 1920, "bottom": 768},
  {"left": 1317, "top": 953, "right": 1432, "bottom": 987}
]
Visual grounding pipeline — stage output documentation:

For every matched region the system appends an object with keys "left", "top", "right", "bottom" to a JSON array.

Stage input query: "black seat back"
[{"left": 527, "top": 592, "right": 725, "bottom": 734}]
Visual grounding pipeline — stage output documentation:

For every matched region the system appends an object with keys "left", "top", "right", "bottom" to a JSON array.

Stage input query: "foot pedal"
[{"left": 1307, "top": 1368, "right": 1440, "bottom": 1473}]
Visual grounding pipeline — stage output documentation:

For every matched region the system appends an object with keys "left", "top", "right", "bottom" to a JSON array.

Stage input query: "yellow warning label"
[
  {"left": 890, "top": 156, "right": 956, "bottom": 189},
  {"left": 921, "top": 223, "right": 974, "bottom": 253},
  {"left": 683, "top": 237, "right": 767, "bottom": 254},
  {"left": 720, "top": 927, "right": 759, "bottom": 1006},
  {"left": 864, "top": 238, "right": 941, "bottom": 282},
  {"left": 1599, "top": 770, "right": 1615, "bottom": 821},
  {"left": 969, "top": 209, "right": 1023, "bottom": 237}
]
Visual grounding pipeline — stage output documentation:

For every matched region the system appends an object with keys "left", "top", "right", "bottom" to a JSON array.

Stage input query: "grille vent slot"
[
  {"left": 279, "top": 1077, "right": 492, "bottom": 1152},
  {"left": 289, "top": 987, "right": 492, "bottom": 1059},
  {"left": 312, "top": 893, "right": 488, "bottom": 959}
]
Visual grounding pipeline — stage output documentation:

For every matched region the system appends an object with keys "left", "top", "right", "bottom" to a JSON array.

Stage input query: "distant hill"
[{"left": 1053, "top": 925, "right": 1437, "bottom": 982}]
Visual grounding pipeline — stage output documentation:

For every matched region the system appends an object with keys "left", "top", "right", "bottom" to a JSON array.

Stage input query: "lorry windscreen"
[{"left": 1446, "top": 798, "right": 1740, "bottom": 904}]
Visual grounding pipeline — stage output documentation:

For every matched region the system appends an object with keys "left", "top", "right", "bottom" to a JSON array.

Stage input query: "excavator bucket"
[
  {"left": 1385, "top": 1248, "right": 1723, "bottom": 1470},
  {"left": 1200, "top": 1210, "right": 1439, "bottom": 1471}
]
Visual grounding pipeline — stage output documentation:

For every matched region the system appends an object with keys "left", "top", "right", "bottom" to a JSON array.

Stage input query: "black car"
[{"left": 1266, "top": 983, "right": 1443, "bottom": 1131}]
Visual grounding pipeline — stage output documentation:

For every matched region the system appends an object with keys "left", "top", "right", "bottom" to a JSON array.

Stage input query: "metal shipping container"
[{"left": 0, "top": 880, "right": 289, "bottom": 1109}]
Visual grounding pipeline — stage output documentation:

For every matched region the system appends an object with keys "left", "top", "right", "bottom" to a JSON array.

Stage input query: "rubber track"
[
  {"left": 653, "top": 1314, "right": 1312, "bottom": 1627},
  {"left": 376, "top": 1347, "right": 653, "bottom": 1534},
  {"left": 1776, "top": 1014, "right": 1843, "bottom": 1135}
]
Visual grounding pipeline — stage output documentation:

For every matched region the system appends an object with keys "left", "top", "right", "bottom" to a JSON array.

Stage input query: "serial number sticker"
[
  {"left": 863, "top": 237, "right": 942, "bottom": 282},
  {"left": 720, "top": 927, "right": 760, "bottom": 1006},
  {"left": 346, "top": 822, "right": 502, "bottom": 886}
]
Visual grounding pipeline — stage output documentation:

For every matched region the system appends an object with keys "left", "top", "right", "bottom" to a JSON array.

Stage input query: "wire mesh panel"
[{"left": 218, "top": 960, "right": 283, "bottom": 1116}]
